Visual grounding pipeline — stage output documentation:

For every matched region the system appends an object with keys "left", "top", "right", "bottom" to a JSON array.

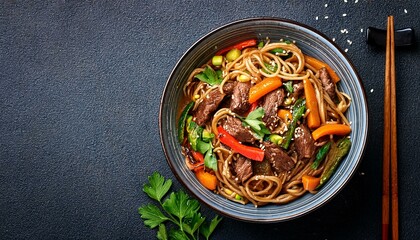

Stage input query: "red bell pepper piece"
[
  {"left": 217, "top": 126, "right": 264, "bottom": 161},
  {"left": 185, "top": 145, "right": 205, "bottom": 172},
  {"left": 215, "top": 39, "right": 258, "bottom": 56}
]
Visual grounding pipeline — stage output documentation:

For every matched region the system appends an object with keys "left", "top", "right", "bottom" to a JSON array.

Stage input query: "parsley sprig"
[
  {"left": 239, "top": 107, "right": 271, "bottom": 140},
  {"left": 139, "top": 172, "right": 222, "bottom": 240}
]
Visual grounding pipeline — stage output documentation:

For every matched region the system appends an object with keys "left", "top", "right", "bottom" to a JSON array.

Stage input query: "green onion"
[
  {"left": 212, "top": 55, "right": 223, "bottom": 66},
  {"left": 226, "top": 48, "right": 241, "bottom": 62}
]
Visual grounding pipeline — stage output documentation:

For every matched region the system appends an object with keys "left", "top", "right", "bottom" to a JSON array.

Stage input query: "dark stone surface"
[{"left": 1, "top": 1, "right": 419, "bottom": 239}]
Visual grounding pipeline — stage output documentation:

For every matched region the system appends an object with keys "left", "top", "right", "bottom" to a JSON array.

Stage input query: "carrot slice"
[
  {"left": 302, "top": 175, "right": 321, "bottom": 191},
  {"left": 195, "top": 169, "right": 218, "bottom": 190},
  {"left": 248, "top": 76, "right": 282, "bottom": 104},
  {"left": 303, "top": 78, "right": 321, "bottom": 129},
  {"left": 312, "top": 124, "right": 351, "bottom": 141},
  {"left": 304, "top": 55, "right": 340, "bottom": 83},
  {"left": 277, "top": 109, "right": 292, "bottom": 123}
]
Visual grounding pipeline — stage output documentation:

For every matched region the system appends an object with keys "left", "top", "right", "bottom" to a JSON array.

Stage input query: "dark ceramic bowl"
[{"left": 159, "top": 17, "right": 368, "bottom": 222}]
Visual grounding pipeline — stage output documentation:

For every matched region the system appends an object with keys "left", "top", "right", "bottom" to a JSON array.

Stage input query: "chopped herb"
[
  {"left": 283, "top": 81, "right": 294, "bottom": 93},
  {"left": 195, "top": 65, "right": 223, "bottom": 86},
  {"left": 139, "top": 172, "right": 222, "bottom": 240},
  {"left": 240, "top": 107, "right": 271, "bottom": 140}
]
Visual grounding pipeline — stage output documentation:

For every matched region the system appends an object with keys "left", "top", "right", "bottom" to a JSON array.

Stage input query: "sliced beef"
[
  {"left": 230, "top": 81, "right": 251, "bottom": 115},
  {"left": 252, "top": 158, "right": 274, "bottom": 176},
  {"left": 222, "top": 115, "right": 256, "bottom": 143},
  {"left": 263, "top": 142, "right": 295, "bottom": 173},
  {"left": 261, "top": 88, "right": 286, "bottom": 130},
  {"left": 232, "top": 154, "right": 253, "bottom": 183},
  {"left": 319, "top": 67, "right": 337, "bottom": 102},
  {"left": 194, "top": 89, "right": 225, "bottom": 126},
  {"left": 294, "top": 124, "right": 316, "bottom": 160},
  {"left": 222, "top": 81, "right": 236, "bottom": 95},
  {"left": 291, "top": 81, "right": 304, "bottom": 100}
]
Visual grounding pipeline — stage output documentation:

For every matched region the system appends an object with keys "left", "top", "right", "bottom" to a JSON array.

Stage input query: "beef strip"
[
  {"left": 319, "top": 67, "right": 338, "bottom": 102},
  {"left": 193, "top": 88, "right": 225, "bottom": 126},
  {"left": 232, "top": 154, "right": 253, "bottom": 183},
  {"left": 230, "top": 81, "right": 251, "bottom": 115},
  {"left": 291, "top": 81, "right": 304, "bottom": 100},
  {"left": 261, "top": 88, "right": 286, "bottom": 130},
  {"left": 222, "top": 115, "right": 256, "bottom": 143},
  {"left": 294, "top": 124, "right": 316, "bottom": 160},
  {"left": 222, "top": 81, "right": 236, "bottom": 95},
  {"left": 263, "top": 142, "right": 295, "bottom": 173}
]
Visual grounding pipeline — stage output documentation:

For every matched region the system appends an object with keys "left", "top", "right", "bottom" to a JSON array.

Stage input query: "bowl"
[{"left": 159, "top": 17, "right": 368, "bottom": 222}]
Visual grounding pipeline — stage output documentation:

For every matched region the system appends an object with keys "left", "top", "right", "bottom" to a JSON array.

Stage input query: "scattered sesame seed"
[
  {"left": 344, "top": 48, "right": 348, "bottom": 52},
  {"left": 324, "top": 15, "right": 329, "bottom": 19},
  {"left": 370, "top": 88, "right": 374, "bottom": 93},
  {"left": 347, "top": 39, "right": 353, "bottom": 45},
  {"left": 355, "top": 0, "right": 359, "bottom": 3},
  {"left": 344, "top": 0, "right": 348, "bottom": 2},
  {"left": 342, "top": 13, "right": 347, "bottom": 17},
  {"left": 332, "top": 37, "right": 336, "bottom": 41},
  {"left": 315, "top": 16, "right": 319, "bottom": 20},
  {"left": 325, "top": 3, "right": 328, "bottom": 7},
  {"left": 404, "top": 9, "right": 408, "bottom": 14},
  {"left": 360, "top": 28, "right": 364, "bottom": 33}
]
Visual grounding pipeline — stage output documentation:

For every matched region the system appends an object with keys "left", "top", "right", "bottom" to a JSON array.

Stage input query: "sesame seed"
[
  {"left": 342, "top": 13, "right": 347, "bottom": 17},
  {"left": 370, "top": 88, "right": 374, "bottom": 93},
  {"left": 315, "top": 16, "right": 319, "bottom": 20},
  {"left": 347, "top": 39, "right": 353, "bottom": 45},
  {"left": 344, "top": 0, "right": 347, "bottom": 2},
  {"left": 325, "top": 15, "right": 329, "bottom": 19},
  {"left": 325, "top": 3, "right": 328, "bottom": 7},
  {"left": 332, "top": 37, "right": 336, "bottom": 41},
  {"left": 404, "top": 9, "right": 408, "bottom": 14},
  {"left": 360, "top": 28, "right": 364, "bottom": 33},
  {"left": 355, "top": 0, "right": 359, "bottom": 3},
  {"left": 344, "top": 48, "right": 348, "bottom": 52}
]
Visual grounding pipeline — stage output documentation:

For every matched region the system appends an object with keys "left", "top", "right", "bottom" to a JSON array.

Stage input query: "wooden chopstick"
[
  {"left": 389, "top": 15, "right": 399, "bottom": 240},
  {"left": 382, "top": 15, "right": 398, "bottom": 240}
]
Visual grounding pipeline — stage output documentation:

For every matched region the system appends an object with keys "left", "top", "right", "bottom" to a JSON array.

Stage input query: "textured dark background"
[{"left": 1, "top": 1, "right": 419, "bottom": 239}]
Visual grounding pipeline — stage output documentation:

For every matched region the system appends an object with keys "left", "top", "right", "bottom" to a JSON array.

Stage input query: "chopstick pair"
[{"left": 382, "top": 15, "right": 398, "bottom": 240}]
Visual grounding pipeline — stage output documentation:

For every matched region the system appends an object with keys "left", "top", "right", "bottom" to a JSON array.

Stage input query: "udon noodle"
[{"left": 179, "top": 39, "right": 352, "bottom": 206}]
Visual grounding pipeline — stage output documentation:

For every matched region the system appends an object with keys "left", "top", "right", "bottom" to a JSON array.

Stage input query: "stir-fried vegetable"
[
  {"left": 195, "top": 169, "right": 218, "bottom": 190},
  {"left": 226, "top": 48, "right": 241, "bottom": 62},
  {"left": 277, "top": 109, "right": 292, "bottom": 123},
  {"left": 178, "top": 101, "right": 195, "bottom": 143},
  {"left": 239, "top": 107, "right": 271, "bottom": 140},
  {"left": 248, "top": 76, "right": 282, "bottom": 104},
  {"left": 217, "top": 126, "right": 265, "bottom": 161},
  {"left": 302, "top": 175, "right": 321, "bottom": 191},
  {"left": 311, "top": 141, "right": 332, "bottom": 170},
  {"left": 311, "top": 123, "right": 352, "bottom": 141},
  {"left": 317, "top": 138, "right": 352, "bottom": 189},
  {"left": 212, "top": 55, "right": 223, "bottom": 66},
  {"left": 215, "top": 39, "right": 257, "bottom": 55},
  {"left": 303, "top": 78, "right": 321, "bottom": 129},
  {"left": 281, "top": 98, "right": 306, "bottom": 149},
  {"left": 186, "top": 116, "right": 218, "bottom": 171},
  {"left": 304, "top": 54, "right": 340, "bottom": 83},
  {"left": 195, "top": 65, "right": 223, "bottom": 86}
]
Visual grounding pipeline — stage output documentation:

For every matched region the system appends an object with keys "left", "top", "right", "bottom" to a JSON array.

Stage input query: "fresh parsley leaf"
[
  {"left": 182, "top": 212, "right": 206, "bottom": 236},
  {"left": 195, "top": 65, "right": 222, "bottom": 85},
  {"left": 204, "top": 150, "right": 217, "bottom": 171},
  {"left": 169, "top": 229, "right": 190, "bottom": 240},
  {"left": 241, "top": 107, "right": 271, "bottom": 139},
  {"left": 162, "top": 191, "right": 200, "bottom": 221},
  {"left": 143, "top": 172, "right": 172, "bottom": 202},
  {"left": 157, "top": 224, "right": 168, "bottom": 240},
  {"left": 138, "top": 204, "right": 169, "bottom": 228},
  {"left": 283, "top": 81, "right": 294, "bottom": 93},
  {"left": 139, "top": 172, "right": 223, "bottom": 239},
  {"left": 199, "top": 215, "right": 223, "bottom": 240}
]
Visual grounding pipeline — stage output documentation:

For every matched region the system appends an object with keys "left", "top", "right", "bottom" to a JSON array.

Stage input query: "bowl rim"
[{"left": 159, "top": 17, "right": 369, "bottom": 223}]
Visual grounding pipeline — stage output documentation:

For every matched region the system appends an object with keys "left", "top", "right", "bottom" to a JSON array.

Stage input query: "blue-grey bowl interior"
[{"left": 159, "top": 17, "right": 368, "bottom": 222}]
